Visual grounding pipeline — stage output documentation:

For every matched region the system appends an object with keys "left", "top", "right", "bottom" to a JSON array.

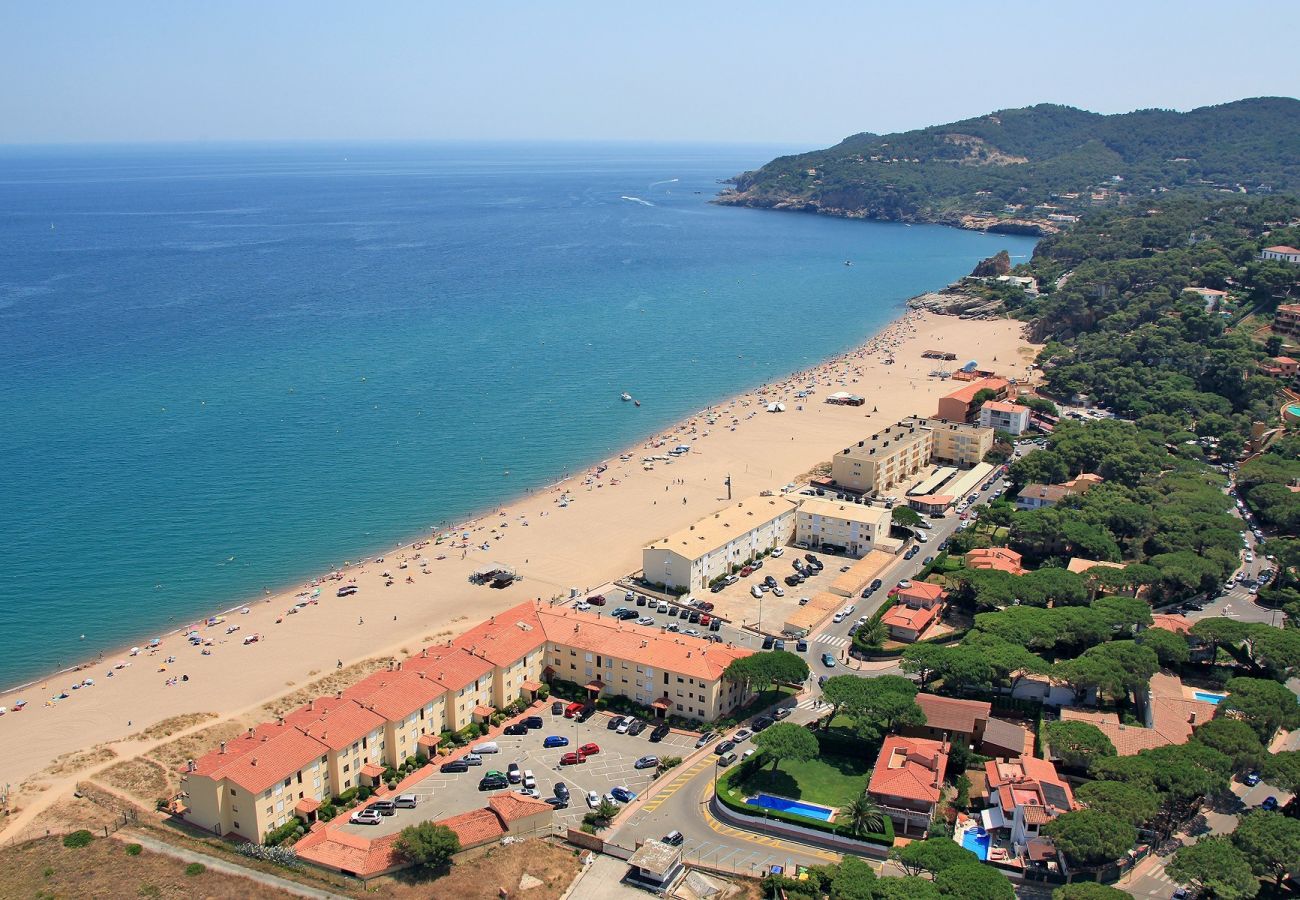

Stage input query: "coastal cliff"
[{"left": 715, "top": 97, "right": 1300, "bottom": 233}]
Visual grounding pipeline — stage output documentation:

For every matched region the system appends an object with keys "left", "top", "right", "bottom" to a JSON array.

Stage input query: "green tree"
[
  {"left": 851, "top": 675, "right": 925, "bottom": 742},
  {"left": 838, "top": 792, "right": 886, "bottom": 838},
  {"left": 1043, "top": 720, "right": 1116, "bottom": 772},
  {"left": 1191, "top": 718, "right": 1266, "bottom": 773},
  {"left": 899, "top": 643, "right": 949, "bottom": 690},
  {"left": 1241, "top": 624, "right": 1300, "bottom": 678},
  {"left": 752, "top": 722, "right": 818, "bottom": 773},
  {"left": 395, "top": 822, "right": 461, "bottom": 872},
  {"left": 820, "top": 675, "right": 871, "bottom": 723},
  {"left": 1261, "top": 750, "right": 1300, "bottom": 794},
  {"left": 893, "top": 506, "right": 923, "bottom": 528},
  {"left": 1231, "top": 809, "right": 1300, "bottom": 888},
  {"left": 1166, "top": 837, "right": 1258, "bottom": 900},
  {"left": 1042, "top": 810, "right": 1137, "bottom": 869},
  {"left": 1136, "top": 626, "right": 1191, "bottom": 668},
  {"left": 870, "top": 877, "right": 942, "bottom": 900},
  {"left": 1220, "top": 676, "right": 1300, "bottom": 741},
  {"left": 1052, "top": 885, "right": 1131, "bottom": 900},
  {"left": 1073, "top": 781, "right": 1159, "bottom": 828},
  {"left": 828, "top": 856, "right": 877, "bottom": 900},
  {"left": 889, "top": 837, "right": 977, "bottom": 877},
  {"left": 934, "top": 862, "right": 1014, "bottom": 900}
]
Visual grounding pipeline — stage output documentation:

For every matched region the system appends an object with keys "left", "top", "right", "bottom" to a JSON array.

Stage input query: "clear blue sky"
[{"left": 2, "top": 0, "right": 1297, "bottom": 146}]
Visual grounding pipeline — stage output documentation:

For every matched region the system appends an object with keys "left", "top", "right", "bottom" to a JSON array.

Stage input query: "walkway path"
[{"left": 124, "top": 831, "right": 349, "bottom": 900}]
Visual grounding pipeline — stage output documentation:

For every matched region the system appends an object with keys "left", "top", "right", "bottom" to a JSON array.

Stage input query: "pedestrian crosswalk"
[
  {"left": 813, "top": 632, "right": 849, "bottom": 648},
  {"left": 795, "top": 696, "right": 822, "bottom": 711}
]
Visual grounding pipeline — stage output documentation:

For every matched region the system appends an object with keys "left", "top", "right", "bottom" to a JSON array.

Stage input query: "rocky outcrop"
[{"left": 971, "top": 250, "right": 1012, "bottom": 278}]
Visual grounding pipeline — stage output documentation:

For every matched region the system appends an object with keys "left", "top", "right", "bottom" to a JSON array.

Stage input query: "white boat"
[{"left": 620, "top": 392, "right": 632, "bottom": 402}]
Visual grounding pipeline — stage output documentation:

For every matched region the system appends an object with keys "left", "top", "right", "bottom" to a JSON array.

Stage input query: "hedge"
[
  {"left": 717, "top": 755, "right": 893, "bottom": 846},
  {"left": 264, "top": 816, "right": 306, "bottom": 847}
]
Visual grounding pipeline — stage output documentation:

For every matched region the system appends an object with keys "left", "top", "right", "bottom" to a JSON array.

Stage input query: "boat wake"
[
  {"left": 648, "top": 178, "right": 679, "bottom": 188},
  {"left": 621, "top": 196, "right": 655, "bottom": 207}
]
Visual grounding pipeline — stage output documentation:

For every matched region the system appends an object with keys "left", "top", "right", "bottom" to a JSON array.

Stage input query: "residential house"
[
  {"left": 982, "top": 756, "right": 1076, "bottom": 857},
  {"left": 868, "top": 735, "right": 949, "bottom": 835},
  {"left": 936, "top": 378, "right": 1011, "bottom": 424},
  {"left": 1259, "top": 356, "right": 1299, "bottom": 378},
  {"left": 964, "top": 547, "right": 1025, "bottom": 575},
  {"left": 1147, "top": 614, "right": 1214, "bottom": 663},
  {"left": 1274, "top": 303, "right": 1300, "bottom": 339},
  {"left": 1260, "top": 245, "right": 1300, "bottom": 264},
  {"left": 881, "top": 582, "right": 945, "bottom": 643},
  {"left": 1057, "top": 672, "right": 1216, "bottom": 756},
  {"left": 905, "top": 693, "right": 1031, "bottom": 759},
  {"left": 1015, "top": 474, "right": 1102, "bottom": 511}
]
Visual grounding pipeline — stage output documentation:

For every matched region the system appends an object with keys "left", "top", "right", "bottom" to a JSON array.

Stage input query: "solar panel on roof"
[{"left": 1042, "top": 782, "right": 1070, "bottom": 811}]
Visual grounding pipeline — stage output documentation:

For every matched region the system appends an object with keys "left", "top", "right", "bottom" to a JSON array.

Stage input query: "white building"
[
  {"left": 1260, "top": 245, "right": 1300, "bottom": 265},
  {"left": 979, "top": 400, "right": 1031, "bottom": 435},
  {"left": 642, "top": 495, "right": 797, "bottom": 593},
  {"left": 794, "top": 499, "right": 893, "bottom": 558}
]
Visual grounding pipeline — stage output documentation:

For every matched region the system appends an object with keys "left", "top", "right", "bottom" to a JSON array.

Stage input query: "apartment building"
[
  {"left": 979, "top": 400, "right": 1030, "bottom": 435},
  {"left": 915, "top": 417, "right": 995, "bottom": 468},
  {"left": 794, "top": 499, "right": 893, "bottom": 558},
  {"left": 180, "top": 600, "right": 753, "bottom": 842},
  {"left": 1274, "top": 303, "right": 1300, "bottom": 339},
  {"left": 936, "top": 377, "right": 1011, "bottom": 423},
  {"left": 642, "top": 495, "right": 797, "bottom": 593},
  {"left": 832, "top": 420, "right": 933, "bottom": 495}
]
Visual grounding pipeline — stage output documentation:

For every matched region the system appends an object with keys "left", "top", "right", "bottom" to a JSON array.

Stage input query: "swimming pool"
[
  {"left": 1194, "top": 691, "right": 1226, "bottom": 704},
  {"left": 961, "top": 826, "right": 991, "bottom": 860},
  {"left": 749, "top": 794, "right": 835, "bottom": 821}
]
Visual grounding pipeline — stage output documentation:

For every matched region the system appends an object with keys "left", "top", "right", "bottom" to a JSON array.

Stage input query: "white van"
[{"left": 472, "top": 741, "right": 500, "bottom": 754}]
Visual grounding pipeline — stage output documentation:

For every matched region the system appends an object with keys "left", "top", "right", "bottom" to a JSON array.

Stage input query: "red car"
[
  {"left": 588, "top": 594, "right": 606, "bottom": 606},
  {"left": 579, "top": 742, "right": 601, "bottom": 756},
  {"left": 559, "top": 751, "right": 588, "bottom": 765},
  {"left": 740, "top": 566, "right": 753, "bottom": 577}
]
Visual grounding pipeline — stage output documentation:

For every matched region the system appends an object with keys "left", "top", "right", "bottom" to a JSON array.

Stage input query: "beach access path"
[{"left": 0, "top": 311, "right": 1035, "bottom": 839}]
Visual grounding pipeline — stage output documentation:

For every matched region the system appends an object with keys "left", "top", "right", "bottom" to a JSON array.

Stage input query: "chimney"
[
  {"left": 247, "top": 727, "right": 254, "bottom": 738},
  {"left": 397, "top": 661, "right": 403, "bottom": 671},
  {"left": 422, "top": 648, "right": 428, "bottom": 658},
  {"left": 261, "top": 734, "right": 269, "bottom": 743},
  {"left": 308, "top": 699, "right": 315, "bottom": 711},
  {"left": 278, "top": 716, "right": 285, "bottom": 727},
  {"left": 219, "top": 741, "right": 227, "bottom": 755},
  {"left": 1189, "top": 711, "right": 1197, "bottom": 726},
  {"left": 187, "top": 759, "right": 196, "bottom": 772},
  {"left": 251, "top": 757, "right": 258, "bottom": 767},
  {"left": 336, "top": 691, "right": 343, "bottom": 700}
]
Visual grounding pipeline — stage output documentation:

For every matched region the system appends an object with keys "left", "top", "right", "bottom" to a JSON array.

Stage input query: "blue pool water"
[
  {"left": 961, "top": 827, "right": 991, "bottom": 859},
  {"left": 1194, "top": 691, "right": 1226, "bottom": 704},
  {"left": 750, "top": 794, "right": 835, "bottom": 821}
]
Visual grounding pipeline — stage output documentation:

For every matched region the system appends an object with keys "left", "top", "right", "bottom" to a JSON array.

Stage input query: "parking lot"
[
  {"left": 340, "top": 707, "right": 699, "bottom": 836},
  {"left": 699, "top": 549, "right": 850, "bottom": 636}
]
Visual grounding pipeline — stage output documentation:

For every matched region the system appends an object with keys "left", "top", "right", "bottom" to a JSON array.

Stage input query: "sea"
[{"left": 0, "top": 142, "right": 1038, "bottom": 689}]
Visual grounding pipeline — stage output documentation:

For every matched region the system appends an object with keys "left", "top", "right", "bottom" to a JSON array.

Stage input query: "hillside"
[{"left": 716, "top": 98, "right": 1300, "bottom": 233}]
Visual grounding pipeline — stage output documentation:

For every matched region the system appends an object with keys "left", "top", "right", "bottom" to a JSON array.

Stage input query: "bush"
[
  {"left": 264, "top": 817, "right": 306, "bottom": 847},
  {"left": 335, "top": 787, "right": 359, "bottom": 805},
  {"left": 357, "top": 785, "right": 373, "bottom": 802},
  {"left": 657, "top": 756, "right": 683, "bottom": 775},
  {"left": 125, "top": 843, "right": 143, "bottom": 856},
  {"left": 537, "top": 684, "right": 551, "bottom": 699},
  {"left": 184, "top": 862, "right": 206, "bottom": 877},
  {"left": 62, "top": 830, "right": 93, "bottom": 849},
  {"left": 236, "top": 843, "right": 300, "bottom": 868},
  {"left": 318, "top": 803, "right": 337, "bottom": 821}
]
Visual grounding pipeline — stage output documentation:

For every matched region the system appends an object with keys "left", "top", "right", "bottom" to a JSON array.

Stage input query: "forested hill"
[{"left": 716, "top": 98, "right": 1300, "bottom": 233}]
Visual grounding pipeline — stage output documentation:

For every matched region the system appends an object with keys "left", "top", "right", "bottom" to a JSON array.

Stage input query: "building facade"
[
  {"left": 832, "top": 418, "right": 993, "bottom": 496},
  {"left": 936, "top": 377, "right": 1011, "bottom": 424},
  {"left": 979, "top": 400, "right": 1030, "bottom": 435},
  {"left": 794, "top": 499, "right": 893, "bottom": 558},
  {"left": 642, "top": 495, "right": 797, "bottom": 593},
  {"left": 1261, "top": 245, "right": 1300, "bottom": 264}
]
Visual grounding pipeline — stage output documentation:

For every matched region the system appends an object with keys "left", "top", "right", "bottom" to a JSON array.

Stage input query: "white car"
[
  {"left": 616, "top": 719, "right": 632, "bottom": 734},
  {"left": 772, "top": 587, "right": 785, "bottom": 597},
  {"left": 751, "top": 585, "right": 763, "bottom": 598},
  {"left": 833, "top": 611, "right": 847, "bottom": 623},
  {"left": 523, "top": 770, "right": 536, "bottom": 790},
  {"left": 897, "top": 580, "right": 912, "bottom": 589},
  {"left": 575, "top": 601, "right": 591, "bottom": 611},
  {"left": 586, "top": 791, "right": 600, "bottom": 809},
  {"left": 770, "top": 548, "right": 785, "bottom": 557}
]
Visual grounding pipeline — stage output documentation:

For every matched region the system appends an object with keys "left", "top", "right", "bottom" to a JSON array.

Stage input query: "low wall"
[{"left": 710, "top": 794, "right": 890, "bottom": 859}]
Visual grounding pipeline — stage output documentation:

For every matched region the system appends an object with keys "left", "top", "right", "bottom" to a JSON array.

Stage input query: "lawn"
[{"left": 732, "top": 752, "right": 870, "bottom": 809}]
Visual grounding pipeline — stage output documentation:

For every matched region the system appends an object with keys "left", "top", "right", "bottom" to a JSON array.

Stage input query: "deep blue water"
[{"left": 0, "top": 143, "right": 1036, "bottom": 688}]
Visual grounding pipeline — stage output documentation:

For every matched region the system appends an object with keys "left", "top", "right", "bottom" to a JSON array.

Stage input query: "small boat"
[
  {"left": 634, "top": 400, "right": 640, "bottom": 407},
  {"left": 844, "top": 260, "right": 853, "bottom": 266},
  {"left": 620, "top": 392, "right": 632, "bottom": 402}
]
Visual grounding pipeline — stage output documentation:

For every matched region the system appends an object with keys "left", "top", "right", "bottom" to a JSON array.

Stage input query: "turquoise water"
[
  {"left": 0, "top": 143, "right": 1037, "bottom": 688},
  {"left": 961, "top": 827, "right": 991, "bottom": 859},
  {"left": 750, "top": 793, "right": 835, "bottom": 821},
  {"left": 1194, "top": 691, "right": 1226, "bottom": 704}
]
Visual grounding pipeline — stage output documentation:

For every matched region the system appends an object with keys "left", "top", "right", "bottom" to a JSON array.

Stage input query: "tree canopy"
[
  {"left": 1166, "top": 837, "right": 1258, "bottom": 900},
  {"left": 395, "top": 822, "right": 460, "bottom": 871},
  {"left": 752, "top": 722, "right": 818, "bottom": 773},
  {"left": 1041, "top": 810, "right": 1136, "bottom": 868}
]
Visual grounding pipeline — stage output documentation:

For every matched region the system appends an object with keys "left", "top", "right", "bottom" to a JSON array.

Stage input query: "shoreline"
[
  {"left": 0, "top": 306, "right": 1034, "bottom": 810},
  {"left": 0, "top": 301, "right": 920, "bottom": 697}
]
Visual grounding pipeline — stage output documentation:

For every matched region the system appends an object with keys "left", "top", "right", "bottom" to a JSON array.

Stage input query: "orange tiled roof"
[
  {"left": 965, "top": 547, "right": 1024, "bottom": 574},
  {"left": 535, "top": 606, "right": 752, "bottom": 681},
  {"left": 1264, "top": 245, "right": 1300, "bottom": 254},
  {"left": 343, "top": 669, "right": 447, "bottom": 721},
  {"left": 1058, "top": 673, "right": 1215, "bottom": 756},
  {"left": 360, "top": 763, "right": 385, "bottom": 778},
  {"left": 915, "top": 693, "right": 990, "bottom": 735},
  {"left": 869, "top": 736, "right": 947, "bottom": 804},
  {"left": 488, "top": 790, "right": 554, "bottom": 822},
  {"left": 404, "top": 645, "right": 496, "bottom": 691},
  {"left": 439, "top": 807, "right": 507, "bottom": 847},
  {"left": 942, "top": 377, "right": 1010, "bottom": 405},
  {"left": 980, "top": 400, "right": 1024, "bottom": 415},
  {"left": 295, "top": 826, "right": 404, "bottom": 877},
  {"left": 285, "top": 698, "right": 386, "bottom": 751},
  {"left": 196, "top": 722, "right": 329, "bottom": 795},
  {"left": 1066, "top": 557, "right": 1125, "bottom": 575},
  {"left": 897, "top": 581, "right": 945, "bottom": 604},
  {"left": 1149, "top": 614, "right": 1193, "bottom": 636},
  {"left": 451, "top": 602, "right": 548, "bottom": 664},
  {"left": 882, "top": 602, "right": 940, "bottom": 633}
]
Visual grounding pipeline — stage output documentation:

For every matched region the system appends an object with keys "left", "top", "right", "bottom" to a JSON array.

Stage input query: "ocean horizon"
[{"left": 0, "top": 142, "right": 1037, "bottom": 689}]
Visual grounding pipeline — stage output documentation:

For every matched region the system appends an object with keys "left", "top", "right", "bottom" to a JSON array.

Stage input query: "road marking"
[
  {"left": 814, "top": 633, "right": 849, "bottom": 648},
  {"left": 695, "top": 780, "right": 839, "bottom": 861},
  {"left": 638, "top": 756, "right": 715, "bottom": 812}
]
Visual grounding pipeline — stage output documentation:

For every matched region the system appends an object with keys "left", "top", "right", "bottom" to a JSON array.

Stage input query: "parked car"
[
  {"left": 795, "top": 639, "right": 808, "bottom": 652},
  {"left": 785, "top": 574, "right": 801, "bottom": 586},
  {"left": 1243, "top": 770, "right": 1261, "bottom": 786},
  {"left": 579, "top": 742, "right": 601, "bottom": 756},
  {"left": 714, "top": 740, "right": 736, "bottom": 755},
  {"left": 542, "top": 735, "right": 570, "bottom": 748},
  {"left": 773, "top": 706, "right": 791, "bottom": 720},
  {"left": 732, "top": 728, "right": 752, "bottom": 743},
  {"left": 627, "top": 719, "right": 647, "bottom": 736},
  {"left": 554, "top": 782, "right": 571, "bottom": 801},
  {"left": 588, "top": 594, "right": 606, "bottom": 606},
  {"left": 617, "top": 718, "right": 635, "bottom": 734},
  {"left": 559, "top": 751, "right": 587, "bottom": 765},
  {"left": 586, "top": 791, "right": 601, "bottom": 809},
  {"left": 750, "top": 585, "right": 763, "bottom": 599},
  {"left": 1261, "top": 796, "right": 1279, "bottom": 811},
  {"left": 551, "top": 700, "right": 565, "bottom": 716},
  {"left": 507, "top": 762, "right": 522, "bottom": 783},
  {"left": 773, "top": 639, "right": 786, "bottom": 651},
  {"left": 369, "top": 799, "right": 396, "bottom": 816},
  {"left": 472, "top": 741, "right": 500, "bottom": 754},
  {"left": 545, "top": 797, "right": 569, "bottom": 809},
  {"left": 650, "top": 723, "right": 671, "bottom": 742},
  {"left": 611, "top": 786, "right": 636, "bottom": 803},
  {"left": 440, "top": 759, "right": 470, "bottom": 773},
  {"left": 663, "top": 829, "right": 685, "bottom": 846},
  {"left": 523, "top": 715, "right": 543, "bottom": 729},
  {"left": 695, "top": 731, "right": 717, "bottom": 748},
  {"left": 523, "top": 771, "right": 537, "bottom": 790},
  {"left": 635, "top": 755, "right": 659, "bottom": 769},
  {"left": 394, "top": 794, "right": 418, "bottom": 809},
  {"left": 479, "top": 774, "right": 509, "bottom": 791},
  {"left": 752, "top": 715, "right": 774, "bottom": 731},
  {"left": 350, "top": 808, "right": 383, "bottom": 825},
  {"left": 762, "top": 635, "right": 775, "bottom": 649},
  {"left": 607, "top": 715, "right": 626, "bottom": 731},
  {"left": 503, "top": 723, "right": 528, "bottom": 735}
]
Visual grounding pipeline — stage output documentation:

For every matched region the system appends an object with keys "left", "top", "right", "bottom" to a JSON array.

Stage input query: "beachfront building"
[
  {"left": 642, "top": 495, "right": 797, "bottom": 594},
  {"left": 868, "top": 735, "right": 949, "bottom": 836},
  {"left": 936, "top": 377, "right": 1011, "bottom": 424},
  {"left": 794, "top": 499, "right": 893, "bottom": 558},
  {"left": 979, "top": 400, "right": 1030, "bottom": 435},
  {"left": 981, "top": 756, "right": 1075, "bottom": 857},
  {"left": 1260, "top": 245, "right": 1300, "bottom": 264},
  {"left": 831, "top": 417, "right": 993, "bottom": 496},
  {"left": 180, "top": 600, "right": 753, "bottom": 841}
]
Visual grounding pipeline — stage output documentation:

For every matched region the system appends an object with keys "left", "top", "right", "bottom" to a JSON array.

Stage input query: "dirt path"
[{"left": 123, "top": 831, "right": 348, "bottom": 899}]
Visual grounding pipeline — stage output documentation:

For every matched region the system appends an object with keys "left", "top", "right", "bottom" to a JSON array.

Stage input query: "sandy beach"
[{"left": 0, "top": 309, "right": 1034, "bottom": 834}]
